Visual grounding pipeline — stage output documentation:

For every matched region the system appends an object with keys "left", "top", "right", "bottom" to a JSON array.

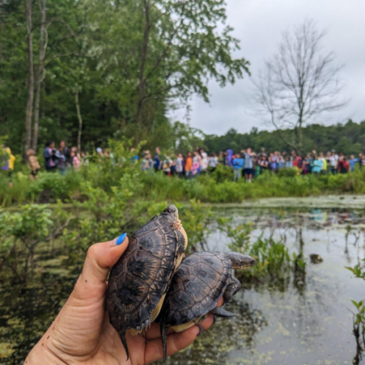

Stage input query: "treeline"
[
  {"left": 203, "top": 120, "right": 365, "bottom": 156},
  {"left": 0, "top": 0, "right": 248, "bottom": 154}
]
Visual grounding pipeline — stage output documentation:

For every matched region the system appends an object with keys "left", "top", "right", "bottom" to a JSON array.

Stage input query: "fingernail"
[
  {"left": 197, "top": 325, "right": 203, "bottom": 336},
  {"left": 116, "top": 233, "right": 127, "bottom": 245},
  {"left": 212, "top": 315, "right": 217, "bottom": 325}
]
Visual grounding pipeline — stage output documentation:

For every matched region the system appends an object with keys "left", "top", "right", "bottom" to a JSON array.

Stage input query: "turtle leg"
[
  {"left": 110, "top": 294, "right": 130, "bottom": 360},
  {"left": 223, "top": 276, "right": 241, "bottom": 303},
  {"left": 210, "top": 306, "right": 236, "bottom": 317},
  {"left": 175, "top": 229, "right": 186, "bottom": 255},
  {"left": 160, "top": 323, "right": 168, "bottom": 361},
  {"left": 118, "top": 331, "right": 129, "bottom": 360}
]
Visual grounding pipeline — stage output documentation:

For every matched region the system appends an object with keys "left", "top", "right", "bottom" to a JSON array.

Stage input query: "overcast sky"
[{"left": 170, "top": 0, "right": 365, "bottom": 136}]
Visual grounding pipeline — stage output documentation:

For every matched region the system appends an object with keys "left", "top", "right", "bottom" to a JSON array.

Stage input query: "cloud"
[{"left": 169, "top": 0, "right": 365, "bottom": 135}]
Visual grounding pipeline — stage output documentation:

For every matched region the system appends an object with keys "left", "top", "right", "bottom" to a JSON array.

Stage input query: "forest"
[
  {"left": 0, "top": 0, "right": 249, "bottom": 154},
  {"left": 204, "top": 120, "right": 365, "bottom": 156}
]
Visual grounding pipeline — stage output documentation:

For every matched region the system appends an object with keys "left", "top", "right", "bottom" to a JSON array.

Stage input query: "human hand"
[{"left": 25, "top": 235, "right": 216, "bottom": 365}]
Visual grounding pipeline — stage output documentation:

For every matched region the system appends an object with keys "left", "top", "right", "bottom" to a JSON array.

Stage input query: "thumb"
[
  {"left": 82, "top": 233, "right": 130, "bottom": 285},
  {"left": 72, "top": 234, "right": 129, "bottom": 301}
]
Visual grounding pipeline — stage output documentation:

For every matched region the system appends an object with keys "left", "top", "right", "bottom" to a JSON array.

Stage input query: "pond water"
[
  {"left": 1, "top": 207, "right": 365, "bottom": 364},
  {"left": 160, "top": 208, "right": 365, "bottom": 365}
]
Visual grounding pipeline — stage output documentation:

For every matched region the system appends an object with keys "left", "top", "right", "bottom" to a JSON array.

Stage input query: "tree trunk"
[
  {"left": 25, "top": 0, "right": 34, "bottom": 152},
  {"left": 75, "top": 92, "right": 83, "bottom": 152},
  {"left": 32, "top": 0, "right": 47, "bottom": 152},
  {"left": 135, "top": 0, "right": 151, "bottom": 141}
]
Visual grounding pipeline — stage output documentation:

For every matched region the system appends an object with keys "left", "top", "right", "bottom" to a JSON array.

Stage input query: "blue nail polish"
[{"left": 116, "top": 233, "right": 127, "bottom": 245}]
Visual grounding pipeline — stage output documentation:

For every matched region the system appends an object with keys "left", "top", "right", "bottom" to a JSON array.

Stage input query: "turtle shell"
[
  {"left": 158, "top": 251, "right": 232, "bottom": 327},
  {"left": 106, "top": 205, "right": 187, "bottom": 355}
]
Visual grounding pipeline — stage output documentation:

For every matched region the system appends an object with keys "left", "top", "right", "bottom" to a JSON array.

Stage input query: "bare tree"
[{"left": 253, "top": 20, "right": 347, "bottom": 154}]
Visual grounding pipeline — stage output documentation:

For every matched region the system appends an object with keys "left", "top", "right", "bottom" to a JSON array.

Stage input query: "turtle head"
[
  {"left": 226, "top": 252, "right": 255, "bottom": 270},
  {"left": 162, "top": 205, "right": 179, "bottom": 221}
]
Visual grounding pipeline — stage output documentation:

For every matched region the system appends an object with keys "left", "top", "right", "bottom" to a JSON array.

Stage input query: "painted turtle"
[
  {"left": 157, "top": 251, "right": 255, "bottom": 360},
  {"left": 106, "top": 205, "right": 188, "bottom": 359}
]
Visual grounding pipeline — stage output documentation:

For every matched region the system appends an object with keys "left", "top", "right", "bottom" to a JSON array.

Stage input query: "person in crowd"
[
  {"left": 284, "top": 156, "right": 292, "bottom": 168},
  {"left": 27, "top": 149, "right": 41, "bottom": 180},
  {"left": 200, "top": 149, "right": 209, "bottom": 174},
  {"left": 349, "top": 154, "right": 359, "bottom": 172},
  {"left": 130, "top": 148, "right": 139, "bottom": 164},
  {"left": 304, "top": 152, "right": 313, "bottom": 174},
  {"left": 44, "top": 141, "right": 58, "bottom": 172},
  {"left": 337, "top": 152, "right": 349, "bottom": 174},
  {"left": 294, "top": 155, "right": 304, "bottom": 174},
  {"left": 192, "top": 150, "right": 201, "bottom": 176},
  {"left": 56, "top": 148, "right": 67, "bottom": 174},
  {"left": 209, "top": 153, "right": 219, "bottom": 172},
  {"left": 226, "top": 149, "right": 233, "bottom": 167},
  {"left": 258, "top": 154, "right": 269, "bottom": 173},
  {"left": 259, "top": 147, "right": 267, "bottom": 158},
  {"left": 319, "top": 152, "right": 327, "bottom": 174},
  {"left": 1, "top": 145, "right": 13, "bottom": 187},
  {"left": 244, "top": 148, "right": 254, "bottom": 182},
  {"left": 142, "top": 151, "right": 153, "bottom": 172},
  {"left": 161, "top": 154, "right": 172, "bottom": 176},
  {"left": 269, "top": 152, "right": 278, "bottom": 173},
  {"left": 233, "top": 153, "right": 243, "bottom": 182},
  {"left": 71, "top": 148, "right": 81, "bottom": 171},
  {"left": 176, "top": 153, "right": 184, "bottom": 177},
  {"left": 59, "top": 141, "right": 71, "bottom": 165},
  {"left": 359, "top": 153, "right": 365, "bottom": 169},
  {"left": 277, "top": 153, "right": 284, "bottom": 170},
  {"left": 81, "top": 151, "right": 89, "bottom": 166},
  {"left": 218, "top": 151, "right": 224, "bottom": 165},
  {"left": 329, "top": 150, "right": 338, "bottom": 174},
  {"left": 154, "top": 147, "right": 161, "bottom": 172},
  {"left": 185, "top": 152, "right": 192, "bottom": 178},
  {"left": 96, "top": 147, "right": 103, "bottom": 156},
  {"left": 1, "top": 145, "right": 15, "bottom": 187},
  {"left": 311, "top": 155, "right": 321, "bottom": 175},
  {"left": 170, "top": 155, "right": 177, "bottom": 176}
]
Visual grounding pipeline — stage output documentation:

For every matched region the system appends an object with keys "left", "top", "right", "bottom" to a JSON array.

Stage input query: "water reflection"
[{"left": 205, "top": 207, "right": 365, "bottom": 364}]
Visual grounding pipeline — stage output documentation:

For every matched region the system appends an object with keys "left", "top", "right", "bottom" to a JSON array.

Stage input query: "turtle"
[
  {"left": 106, "top": 205, "right": 188, "bottom": 359},
  {"left": 157, "top": 251, "right": 255, "bottom": 360}
]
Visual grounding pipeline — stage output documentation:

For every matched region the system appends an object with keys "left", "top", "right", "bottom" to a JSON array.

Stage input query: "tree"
[
  {"left": 25, "top": 0, "right": 34, "bottom": 152},
  {"left": 252, "top": 20, "right": 347, "bottom": 155},
  {"left": 133, "top": 0, "right": 250, "bottom": 141}
]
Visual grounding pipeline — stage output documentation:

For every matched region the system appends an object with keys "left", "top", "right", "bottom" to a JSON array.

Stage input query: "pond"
[{"left": 1, "top": 206, "right": 364, "bottom": 364}]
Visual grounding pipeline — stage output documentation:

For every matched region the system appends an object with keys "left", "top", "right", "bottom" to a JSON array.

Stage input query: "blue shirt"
[
  {"left": 154, "top": 154, "right": 160, "bottom": 170},
  {"left": 312, "top": 160, "right": 321, "bottom": 173},
  {"left": 350, "top": 158, "right": 359, "bottom": 171},
  {"left": 233, "top": 158, "right": 244, "bottom": 170}
]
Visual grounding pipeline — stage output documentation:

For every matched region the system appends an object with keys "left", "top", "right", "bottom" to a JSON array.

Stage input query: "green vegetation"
[
  {"left": 347, "top": 261, "right": 365, "bottom": 363},
  {"left": 204, "top": 120, "right": 365, "bottom": 156},
  {"left": 0, "top": 0, "right": 248, "bottom": 154},
  {"left": 3, "top": 153, "right": 365, "bottom": 208},
  {"left": 217, "top": 217, "right": 306, "bottom": 288}
]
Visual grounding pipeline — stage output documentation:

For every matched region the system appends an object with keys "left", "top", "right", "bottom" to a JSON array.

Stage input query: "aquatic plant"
[
  {"left": 217, "top": 218, "right": 293, "bottom": 286},
  {"left": 0, "top": 203, "right": 71, "bottom": 282},
  {"left": 347, "top": 259, "right": 365, "bottom": 364}
]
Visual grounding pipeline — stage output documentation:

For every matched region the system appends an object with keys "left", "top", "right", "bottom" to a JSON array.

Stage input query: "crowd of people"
[
  {"left": 142, "top": 147, "right": 365, "bottom": 181},
  {"left": 2, "top": 141, "right": 365, "bottom": 187}
]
